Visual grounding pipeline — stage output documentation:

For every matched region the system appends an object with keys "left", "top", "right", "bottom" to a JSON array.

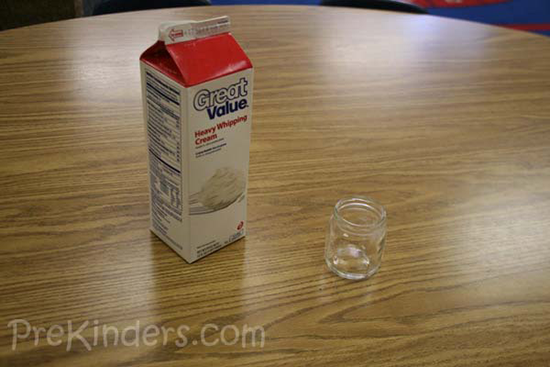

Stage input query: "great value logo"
[{"left": 194, "top": 78, "right": 249, "bottom": 120}]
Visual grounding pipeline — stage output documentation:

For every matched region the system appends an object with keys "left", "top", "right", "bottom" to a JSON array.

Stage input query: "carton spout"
[{"left": 158, "top": 16, "right": 231, "bottom": 45}]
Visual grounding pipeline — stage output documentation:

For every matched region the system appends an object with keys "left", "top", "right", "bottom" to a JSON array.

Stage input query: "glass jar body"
[{"left": 325, "top": 197, "right": 386, "bottom": 280}]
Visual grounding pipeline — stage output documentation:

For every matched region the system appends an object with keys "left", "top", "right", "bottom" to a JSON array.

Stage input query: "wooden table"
[{"left": 1, "top": 5, "right": 550, "bottom": 366}]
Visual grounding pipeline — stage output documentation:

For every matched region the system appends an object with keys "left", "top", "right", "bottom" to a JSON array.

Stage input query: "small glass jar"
[{"left": 325, "top": 196, "right": 387, "bottom": 280}]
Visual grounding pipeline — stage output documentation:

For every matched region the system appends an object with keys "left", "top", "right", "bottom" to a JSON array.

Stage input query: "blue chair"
[{"left": 321, "top": 0, "right": 428, "bottom": 14}]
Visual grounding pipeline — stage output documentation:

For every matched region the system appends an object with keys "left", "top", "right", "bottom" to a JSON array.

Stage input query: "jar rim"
[{"left": 333, "top": 196, "right": 387, "bottom": 230}]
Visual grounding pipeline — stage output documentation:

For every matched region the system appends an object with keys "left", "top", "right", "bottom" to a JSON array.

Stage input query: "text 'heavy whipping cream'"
[{"left": 140, "top": 17, "right": 253, "bottom": 263}]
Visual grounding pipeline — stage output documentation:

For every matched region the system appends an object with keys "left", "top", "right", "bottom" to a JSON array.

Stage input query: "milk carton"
[{"left": 140, "top": 17, "right": 253, "bottom": 262}]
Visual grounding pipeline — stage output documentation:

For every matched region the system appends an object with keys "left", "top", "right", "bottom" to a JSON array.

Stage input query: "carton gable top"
[{"left": 140, "top": 16, "right": 253, "bottom": 87}]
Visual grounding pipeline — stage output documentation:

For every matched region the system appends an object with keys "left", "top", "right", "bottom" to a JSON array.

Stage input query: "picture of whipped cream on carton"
[{"left": 140, "top": 16, "right": 253, "bottom": 262}]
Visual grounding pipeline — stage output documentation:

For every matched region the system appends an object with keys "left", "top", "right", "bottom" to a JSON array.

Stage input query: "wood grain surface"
[{"left": 1, "top": 5, "right": 550, "bottom": 367}]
